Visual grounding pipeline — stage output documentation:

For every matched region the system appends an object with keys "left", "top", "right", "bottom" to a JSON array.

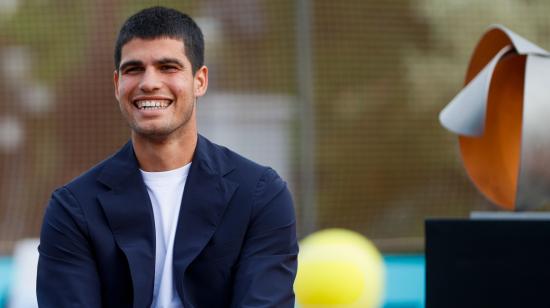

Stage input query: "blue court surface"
[
  {"left": 0, "top": 257, "right": 12, "bottom": 308},
  {"left": 383, "top": 254, "right": 425, "bottom": 308},
  {"left": 0, "top": 255, "right": 424, "bottom": 307}
]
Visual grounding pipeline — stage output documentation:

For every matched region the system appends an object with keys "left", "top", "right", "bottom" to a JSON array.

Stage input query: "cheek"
[
  {"left": 185, "top": 81, "right": 198, "bottom": 97},
  {"left": 117, "top": 78, "right": 136, "bottom": 98},
  {"left": 118, "top": 83, "right": 129, "bottom": 97},
  {"left": 169, "top": 77, "right": 193, "bottom": 93}
]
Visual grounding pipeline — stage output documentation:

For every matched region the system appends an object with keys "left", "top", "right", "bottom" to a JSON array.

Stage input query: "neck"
[{"left": 131, "top": 129, "right": 197, "bottom": 172}]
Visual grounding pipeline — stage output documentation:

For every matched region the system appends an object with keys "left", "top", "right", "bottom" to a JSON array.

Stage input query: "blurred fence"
[{"left": 2, "top": 0, "right": 550, "bottom": 254}]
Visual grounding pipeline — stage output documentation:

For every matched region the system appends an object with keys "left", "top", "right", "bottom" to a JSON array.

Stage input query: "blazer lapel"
[
  {"left": 97, "top": 142, "right": 156, "bottom": 307},
  {"left": 173, "top": 135, "right": 239, "bottom": 303}
]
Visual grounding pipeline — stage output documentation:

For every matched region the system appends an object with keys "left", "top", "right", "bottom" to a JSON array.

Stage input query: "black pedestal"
[{"left": 425, "top": 218, "right": 550, "bottom": 308}]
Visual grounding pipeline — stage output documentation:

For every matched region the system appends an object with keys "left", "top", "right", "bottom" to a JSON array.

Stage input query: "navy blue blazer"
[{"left": 37, "top": 135, "right": 298, "bottom": 307}]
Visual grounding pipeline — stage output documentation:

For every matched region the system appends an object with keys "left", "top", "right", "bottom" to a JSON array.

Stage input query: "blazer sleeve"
[
  {"left": 37, "top": 187, "right": 102, "bottom": 307},
  {"left": 230, "top": 168, "right": 299, "bottom": 308}
]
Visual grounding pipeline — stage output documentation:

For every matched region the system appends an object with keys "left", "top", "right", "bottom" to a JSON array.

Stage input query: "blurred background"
[{"left": 2, "top": 0, "right": 550, "bottom": 307}]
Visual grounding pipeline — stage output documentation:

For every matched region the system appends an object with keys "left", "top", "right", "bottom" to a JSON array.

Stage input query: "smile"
[{"left": 134, "top": 99, "right": 172, "bottom": 110}]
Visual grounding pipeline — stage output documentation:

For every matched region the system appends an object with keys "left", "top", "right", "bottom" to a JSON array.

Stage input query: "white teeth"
[{"left": 136, "top": 100, "right": 170, "bottom": 109}]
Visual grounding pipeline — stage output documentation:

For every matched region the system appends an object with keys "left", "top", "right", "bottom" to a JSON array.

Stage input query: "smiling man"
[{"left": 37, "top": 7, "right": 298, "bottom": 308}]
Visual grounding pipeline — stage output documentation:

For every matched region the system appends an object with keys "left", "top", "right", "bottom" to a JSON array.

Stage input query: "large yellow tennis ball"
[{"left": 294, "top": 229, "right": 385, "bottom": 308}]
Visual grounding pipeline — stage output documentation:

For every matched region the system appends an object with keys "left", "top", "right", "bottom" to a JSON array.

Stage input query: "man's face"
[{"left": 114, "top": 37, "right": 208, "bottom": 140}]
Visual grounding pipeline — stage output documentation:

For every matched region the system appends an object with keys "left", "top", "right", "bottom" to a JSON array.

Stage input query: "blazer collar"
[
  {"left": 97, "top": 141, "right": 156, "bottom": 307},
  {"left": 96, "top": 135, "right": 239, "bottom": 307},
  {"left": 173, "top": 135, "right": 239, "bottom": 304},
  {"left": 96, "top": 135, "right": 236, "bottom": 188}
]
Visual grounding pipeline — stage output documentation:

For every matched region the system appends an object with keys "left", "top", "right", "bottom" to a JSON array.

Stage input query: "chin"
[{"left": 131, "top": 125, "right": 171, "bottom": 138}]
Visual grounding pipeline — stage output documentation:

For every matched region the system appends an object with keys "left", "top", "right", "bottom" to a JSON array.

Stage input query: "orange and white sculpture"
[{"left": 440, "top": 25, "right": 550, "bottom": 210}]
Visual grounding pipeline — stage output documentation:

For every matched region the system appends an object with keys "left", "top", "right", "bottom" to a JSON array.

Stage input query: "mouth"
[{"left": 133, "top": 99, "right": 172, "bottom": 110}]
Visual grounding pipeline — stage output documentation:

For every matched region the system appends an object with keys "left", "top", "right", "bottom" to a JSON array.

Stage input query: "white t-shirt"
[{"left": 140, "top": 163, "right": 191, "bottom": 308}]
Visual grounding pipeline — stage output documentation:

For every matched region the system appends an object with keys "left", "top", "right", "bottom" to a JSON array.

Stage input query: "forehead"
[{"left": 120, "top": 37, "right": 188, "bottom": 62}]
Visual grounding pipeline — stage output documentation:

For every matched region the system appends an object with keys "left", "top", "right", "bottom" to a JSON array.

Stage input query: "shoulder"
[
  {"left": 200, "top": 135, "right": 290, "bottom": 206},
  {"left": 210, "top": 140, "right": 283, "bottom": 184},
  {"left": 62, "top": 154, "right": 113, "bottom": 195},
  {"left": 199, "top": 135, "right": 271, "bottom": 181},
  {"left": 206, "top": 138, "right": 290, "bottom": 205},
  {"left": 54, "top": 141, "right": 131, "bottom": 201},
  {"left": 44, "top": 159, "right": 108, "bottom": 223}
]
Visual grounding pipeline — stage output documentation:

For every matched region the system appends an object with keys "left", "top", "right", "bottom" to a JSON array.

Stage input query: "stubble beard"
[{"left": 126, "top": 98, "right": 197, "bottom": 142}]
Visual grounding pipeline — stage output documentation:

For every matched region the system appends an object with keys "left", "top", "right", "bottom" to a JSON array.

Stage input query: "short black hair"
[{"left": 114, "top": 6, "right": 204, "bottom": 73}]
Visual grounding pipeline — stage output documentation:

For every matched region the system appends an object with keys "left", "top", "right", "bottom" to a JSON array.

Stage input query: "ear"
[
  {"left": 113, "top": 70, "right": 120, "bottom": 101},
  {"left": 193, "top": 66, "right": 208, "bottom": 97}
]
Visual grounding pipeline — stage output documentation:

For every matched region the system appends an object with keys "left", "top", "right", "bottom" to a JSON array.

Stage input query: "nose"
[{"left": 139, "top": 68, "right": 162, "bottom": 92}]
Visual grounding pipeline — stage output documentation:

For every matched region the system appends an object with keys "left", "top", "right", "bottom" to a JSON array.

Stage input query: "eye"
[
  {"left": 160, "top": 65, "right": 179, "bottom": 72},
  {"left": 122, "top": 66, "right": 143, "bottom": 75}
]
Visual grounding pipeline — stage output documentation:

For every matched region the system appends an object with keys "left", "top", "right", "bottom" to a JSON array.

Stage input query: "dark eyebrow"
[
  {"left": 156, "top": 58, "right": 185, "bottom": 68},
  {"left": 119, "top": 60, "right": 143, "bottom": 72}
]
